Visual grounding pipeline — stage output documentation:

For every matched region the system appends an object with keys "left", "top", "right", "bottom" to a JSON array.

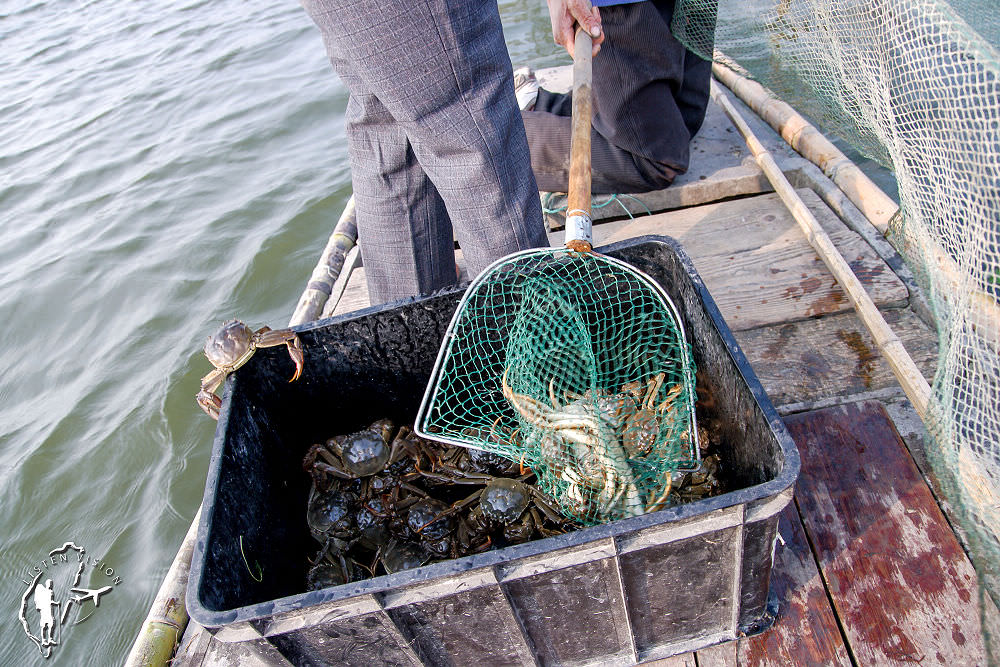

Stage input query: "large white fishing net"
[{"left": 674, "top": 0, "right": 1000, "bottom": 615}]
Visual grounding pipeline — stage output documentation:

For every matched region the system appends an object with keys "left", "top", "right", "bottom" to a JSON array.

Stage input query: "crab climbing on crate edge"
[{"left": 196, "top": 319, "right": 304, "bottom": 419}]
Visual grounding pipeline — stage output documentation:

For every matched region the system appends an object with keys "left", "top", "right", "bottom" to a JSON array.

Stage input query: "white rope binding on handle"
[{"left": 565, "top": 208, "right": 593, "bottom": 247}]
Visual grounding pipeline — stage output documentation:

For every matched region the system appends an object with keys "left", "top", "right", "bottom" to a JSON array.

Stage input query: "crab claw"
[
  {"left": 197, "top": 390, "right": 222, "bottom": 420},
  {"left": 258, "top": 328, "right": 305, "bottom": 383},
  {"left": 196, "top": 368, "right": 227, "bottom": 420},
  {"left": 286, "top": 335, "right": 304, "bottom": 383},
  {"left": 501, "top": 368, "right": 550, "bottom": 425}
]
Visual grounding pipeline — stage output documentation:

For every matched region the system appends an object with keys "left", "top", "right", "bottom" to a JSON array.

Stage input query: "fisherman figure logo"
[{"left": 17, "top": 542, "right": 121, "bottom": 659}]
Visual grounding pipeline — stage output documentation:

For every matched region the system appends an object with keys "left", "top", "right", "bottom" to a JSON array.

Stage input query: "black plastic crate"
[{"left": 187, "top": 236, "right": 800, "bottom": 665}]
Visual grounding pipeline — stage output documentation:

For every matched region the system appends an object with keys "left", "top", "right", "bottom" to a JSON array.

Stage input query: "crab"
[
  {"left": 621, "top": 373, "right": 684, "bottom": 458},
  {"left": 196, "top": 319, "right": 304, "bottom": 419},
  {"left": 501, "top": 369, "right": 645, "bottom": 520}
]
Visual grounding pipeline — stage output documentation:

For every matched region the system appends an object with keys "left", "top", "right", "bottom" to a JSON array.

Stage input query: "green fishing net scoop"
[{"left": 414, "top": 246, "right": 700, "bottom": 525}]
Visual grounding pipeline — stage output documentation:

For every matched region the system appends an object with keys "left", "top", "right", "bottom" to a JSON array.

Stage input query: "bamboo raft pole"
[
  {"left": 713, "top": 56, "right": 1000, "bottom": 349},
  {"left": 712, "top": 84, "right": 932, "bottom": 420},
  {"left": 290, "top": 195, "right": 359, "bottom": 326},
  {"left": 711, "top": 55, "right": 897, "bottom": 232},
  {"left": 124, "top": 507, "right": 200, "bottom": 666}
]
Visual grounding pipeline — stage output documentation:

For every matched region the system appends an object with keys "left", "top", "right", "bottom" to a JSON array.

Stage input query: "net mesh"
[
  {"left": 418, "top": 248, "right": 698, "bottom": 525},
  {"left": 673, "top": 0, "right": 1000, "bottom": 609}
]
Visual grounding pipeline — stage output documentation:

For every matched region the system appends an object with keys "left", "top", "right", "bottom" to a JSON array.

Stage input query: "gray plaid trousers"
[{"left": 302, "top": 0, "right": 548, "bottom": 304}]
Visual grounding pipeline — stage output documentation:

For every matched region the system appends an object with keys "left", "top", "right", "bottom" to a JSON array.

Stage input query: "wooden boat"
[{"left": 130, "top": 63, "right": 996, "bottom": 665}]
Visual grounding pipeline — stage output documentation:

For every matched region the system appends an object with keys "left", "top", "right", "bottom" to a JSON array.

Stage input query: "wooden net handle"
[{"left": 565, "top": 20, "right": 593, "bottom": 253}]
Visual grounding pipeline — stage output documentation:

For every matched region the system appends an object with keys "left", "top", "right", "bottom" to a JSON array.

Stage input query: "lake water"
[{"left": 0, "top": 1, "right": 893, "bottom": 664}]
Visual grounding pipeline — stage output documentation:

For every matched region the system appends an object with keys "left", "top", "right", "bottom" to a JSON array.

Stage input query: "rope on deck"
[{"left": 542, "top": 192, "right": 652, "bottom": 219}]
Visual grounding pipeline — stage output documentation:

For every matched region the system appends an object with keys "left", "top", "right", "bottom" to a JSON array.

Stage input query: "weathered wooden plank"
[
  {"left": 172, "top": 621, "right": 213, "bottom": 666},
  {"left": 333, "top": 190, "right": 908, "bottom": 332},
  {"left": 173, "top": 629, "right": 291, "bottom": 667},
  {"left": 713, "top": 86, "right": 932, "bottom": 419},
  {"left": 737, "top": 506, "right": 851, "bottom": 666},
  {"left": 882, "top": 396, "right": 1000, "bottom": 661},
  {"left": 549, "top": 190, "right": 907, "bottom": 331},
  {"left": 199, "top": 638, "right": 292, "bottom": 667},
  {"left": 734, "top": 308, "right": 937, "bottom": 408},
  {"left": 641, "top": 651, "right": 697, "bottom": 667},
  {"left": 331, "top": 264, "right": 371, "bottom": 317},
  {"left": 786, "top": 402, "right": 987, "bottom": 666}
]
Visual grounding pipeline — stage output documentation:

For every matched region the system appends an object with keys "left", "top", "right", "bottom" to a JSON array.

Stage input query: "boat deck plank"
[
  {"left": 735, "top": 505, "right": 852, "bottom": 666},
  {"left": 643, "top": 652, "right": 697, "bottom": 666},
  {"left": 784, "top": 401, "right": 986, "bottom": 665},
  {"left": 174, "top": 624, "right": 292, "bottom": 666},
  {"left": 691, "top": 641, "right": 737, "bottom": 667},
  {"left": 336, "top": 189, "right": 909, "bottom": 333},
  {"left": 734, "top": 307, "right": 937, "bottom": 408},
  {"left": 571, "top": 189, "right": 909, "bottom": 331}
]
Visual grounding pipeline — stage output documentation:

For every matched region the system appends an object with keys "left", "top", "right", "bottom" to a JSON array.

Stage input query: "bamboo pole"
[
  {"left": 711, "top": 55, "right": 897, "bottom": 232},
  {"left": 123, "top": 507, "right": 201, "bottom": 667},
  {"left": 711, "top": 85, "right": 932, "bottom": 420},
  {"left": 566, "top": 27, "right": 593, "bottom": 220},
  {"left": 320, "top": 244, "right": 361, "bottom": 319},
  {"left": 289, "top": 196, "right": 359, "bottom": 326},
  {"left": 564, "top": 23, "right": 594, "bottom": 253},
  {"left": 713, "top": 56, "right": 1000, "bottom": 350}
]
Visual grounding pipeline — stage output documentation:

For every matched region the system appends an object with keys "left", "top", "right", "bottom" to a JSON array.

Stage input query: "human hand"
[{"left": 546, "top": 0, "right": 603, "bottom": 58}]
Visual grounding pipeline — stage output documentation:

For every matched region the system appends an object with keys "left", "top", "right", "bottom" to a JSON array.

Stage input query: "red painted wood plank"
[
  {"left": 786, "top": 401, "right": 986, "bottom": 665},
  {"left": 737, "top": 505, "right": 851, "bottom": 666}
]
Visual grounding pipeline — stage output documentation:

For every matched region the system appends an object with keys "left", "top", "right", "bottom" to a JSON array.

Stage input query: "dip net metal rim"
[{"left": 415, "top": 245, "right": 700, "bottom": 525}]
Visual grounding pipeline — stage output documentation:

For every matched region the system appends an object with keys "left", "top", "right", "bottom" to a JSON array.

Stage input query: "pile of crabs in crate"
[{"left": 301, "top": 386, "right": 726, "bottom": 590}]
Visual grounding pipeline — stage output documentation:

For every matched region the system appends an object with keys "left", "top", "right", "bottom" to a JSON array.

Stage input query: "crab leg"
[
  {"left": 196, "top": 391, "right": 223, "bottom": 420},
  {"left": 502, "top": 369, "right": 554, "bottom": 425},
  {"left": 197, "top": 368, "right": 228, "bottom": 419},
  {"left": 285, "top": 336, "right": 304, "bottom": 382},
  {"left": 590, "top": 441, "right": 644, "bottom": 517},
  {"left": 503, "top": 366, "right": 646, "bottom": 520},
  {"left": 643, "top": 372, "right": 665, "bottom": 410},
  {"left": 655, "top": 384, "right": 683, "bottom": 414},
  {"left": 548, "top": 378, "right": 560, "bottom": 410},
  {"left": 256, "top": 329, "right": 305, "bottom": 382},
  {"left": 645, "top": 476, "right": 674, "bottom": 513}
]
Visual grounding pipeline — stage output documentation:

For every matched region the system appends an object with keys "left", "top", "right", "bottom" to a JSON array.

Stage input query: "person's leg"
[
  {"left": 303, "top": 0, "right": 547, "bottom": 291},
  {"left": 392, "top": 0, "right": 548, "bottom": 277},
  {"left": 345, "top": 92, "right": 459, "bottom": 304},
  {"left": 522, "top": 107, "right": 678, "bottom": 194},
  {"left": 534, "top": 89, "right": 574, "bottom": 117},
  {"left": 521, "top": 0, "right": 710, "bottom": 194},
  {"left": 676, "top": 48, "right": 713, "bottom": 139},
  {"left": 523, "top": 67, "right": 683, "bottom": 194}
]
